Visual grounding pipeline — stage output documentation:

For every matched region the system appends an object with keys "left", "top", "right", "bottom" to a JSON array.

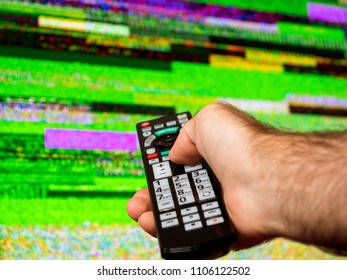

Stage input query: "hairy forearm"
[{"left": 269, "top": 132, "right": 347, "bottom": 250}]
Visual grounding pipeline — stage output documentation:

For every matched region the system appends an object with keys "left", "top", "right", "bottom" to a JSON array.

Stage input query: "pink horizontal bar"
[
  {"left": 44, "top": 128, "right": 138, "bottom": 152},
  {"left": 307, "top": 3, "right": 347, "bottom": 24}
]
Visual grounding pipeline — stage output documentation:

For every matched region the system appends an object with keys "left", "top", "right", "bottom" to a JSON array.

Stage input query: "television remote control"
[{"left": 136, "top": 112, "right": 236, "bottom": 259}]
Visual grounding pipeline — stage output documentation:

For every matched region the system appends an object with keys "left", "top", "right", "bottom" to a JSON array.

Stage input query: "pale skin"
[{"left": 127, "top": 102, "right": 347, "bottom": 252}]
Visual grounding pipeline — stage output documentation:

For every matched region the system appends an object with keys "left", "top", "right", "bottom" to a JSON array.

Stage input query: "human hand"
[
  {"left": 127, "top": 102, "right": 285, "bottom": 249},
  {"left": 127, "top": 102, "right": 347, "bottom": 252}
]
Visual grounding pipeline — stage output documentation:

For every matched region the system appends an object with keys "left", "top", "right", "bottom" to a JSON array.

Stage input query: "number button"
[
  {"left": 156, "top": 192, "right": 172, "bottom": 202},
  {"left": 194, "top": 175, "right": 210, "bottom": 185},
  {"left": 172, "top": 174, "right": 188, "bottom": 183},
  {"left": 192, "top": 169, "right": 208, "bottom": 178},
  {"left": 177, "top": 195, "right": 195, "bottom": 205},
  {"left": 174, "top": 181, "right": 190, "bottom": 189},
  {"left": 153, "top": 178, "right": 169, "bottom": 188},
  {"left": 196, "top": 183, "right": 212, "bottom": 192},
  {"left": 155, "top": 185, "right": 170, "bottom": 194},
  {"left": 176, "top": 188, "right": 192, "bottom": 196}
]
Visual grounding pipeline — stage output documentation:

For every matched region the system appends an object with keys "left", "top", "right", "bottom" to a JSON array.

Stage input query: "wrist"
[
  {"left": 221, "top": 130, "right": 289, "bottom": 244},
  {"left": 265, "top": 132, "right": 347, "bottom": 250}
]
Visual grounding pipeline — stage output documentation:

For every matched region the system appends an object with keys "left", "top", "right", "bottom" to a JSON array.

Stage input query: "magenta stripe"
[
  {"left": 44, "top": 128, "right": 138, "bottom": 152},
  {"left": 307, "top": 3, "right": 347, "bottom": 24}
]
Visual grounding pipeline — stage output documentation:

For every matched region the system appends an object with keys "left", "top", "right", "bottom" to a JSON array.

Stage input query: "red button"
[
  {"left": 141, "top": 122, "right": 151, "bottom": 128},
  {"left": 148, "top": 153, "right": 158, "bottom": 160}
]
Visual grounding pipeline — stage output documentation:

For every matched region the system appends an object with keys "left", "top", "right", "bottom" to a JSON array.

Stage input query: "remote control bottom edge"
[{"left": 161, "top": 234, "right": 237, "bottom": 260}]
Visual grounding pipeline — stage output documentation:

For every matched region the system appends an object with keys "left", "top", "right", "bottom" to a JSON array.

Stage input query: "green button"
[
  {"left": 154, "top": 126, "right": 180, "bottom": 137},
  {"left": 161, "top": 150, "right": 170, "bottom": 156}
]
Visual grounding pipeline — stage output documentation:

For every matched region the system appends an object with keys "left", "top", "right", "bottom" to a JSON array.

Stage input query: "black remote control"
[{"left": 136, "top": 112, "right": 237, "bottom": 260}]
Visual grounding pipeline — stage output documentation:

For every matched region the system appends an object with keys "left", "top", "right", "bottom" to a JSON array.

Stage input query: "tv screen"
[{"left": 1, "top": 0, "right": 346, "bottom": 259}]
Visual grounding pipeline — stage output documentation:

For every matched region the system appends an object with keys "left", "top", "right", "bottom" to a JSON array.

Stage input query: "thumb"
[{"left": 169, "top": 118, "right": 202, "bottom": 165}]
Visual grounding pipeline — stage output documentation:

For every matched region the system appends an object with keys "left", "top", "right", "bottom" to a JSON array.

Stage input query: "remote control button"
[
  {"left": 174, "top": 181, "right": 190, "bottom": 190},
  {"left": 178, "top": 117, "right": 189, "bottom": 124},
  {"left": 143, "top": 131, "right": 152, "bottom": 137},
  {"left": 184, "top": 163, "right": 203, "bottom": 172},
  {"left": 176, "top": 187, "right": 193, "bottom": 197},
  {"left": 148, "top": 158, "right": 160, "bottom": 165},
  {"left": 144, "top": 135, "right": 156, "bottom": 147},
  {"left": 172, "top": 174, "right": 189, "bottom": 183},
  {"left": 181, "top": 206, "right": 198, "bottom": 216},
  {"left": 162, "top": 156, "right": 170, "bottom": 161},
  {"left": 198, "top": 190, "right": 216, "bottom": 202},
  {"left": 191, "top": 169, "right": 208, "bottom": 178},
  {"left": 154, "top": 184, "right": 170, "bottom": 194},
  {"left": 161, "top": 218, "right": 179, "bottom": 229},
  {"left": 203, "top": 208, "right": 222, "bottom": 219},
  {"left": 182, "top": 213, "right": 200, "bottom": 223},
  {"left": 177, "top": 113, "right": 188, "bottom": 119},
  {"left": 195, "top": 183, "right": 213, "bottom": 193},
  {"left": 141, "top": 122, "right": 151, "bottom": 128},
  {"left": 146, "top": 148, "right": 156, "bottom": 155},
  {"left": 147, "top": 153, "right": 158, "bottom": 160},
  {"left": 160, "top": 150, "right": 170, "bottom": 157},
  {"left": 158, "top": 199, "right": 175, "bottom": 212},
  {"left": 154, "top": 126, "right": 180, "bottom": 137},
  {"left": 201, "top": 201, "right": 219, "bottom": 211},
  {"left": 184, "top": 221, "right": 203, "bottom": 231},
  {"left": 206, "top": 216, "right": 224, "bottom": 226},
  {"left": 166, "top": 120, "right": 177, "bottom": 127},
  {"left": 142, "top": 126, "right": 152, "bottom": 132},
  {"left": 177, "top": 194, "right": 195, "bottom": 205},
  {"left": 152, "top": 161, "right": 172, "bottom": 180},
  {"left": 154, "top": 134, "right": 178, "bottom": 149},
  {"left": 193, "top": 175, "right": 210, "bottom": 185},
  {"left": 160, "top": 211, "right": 177, "bottom": 221},
  {"left": 153, "top": 178, "right": 169, "bottom": 188},
  {"left": 154, "top": 123, "right": 164, "bottom": 129},
  {"left": 156, "top": 192, "right": 173, "bottom": 202}
]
